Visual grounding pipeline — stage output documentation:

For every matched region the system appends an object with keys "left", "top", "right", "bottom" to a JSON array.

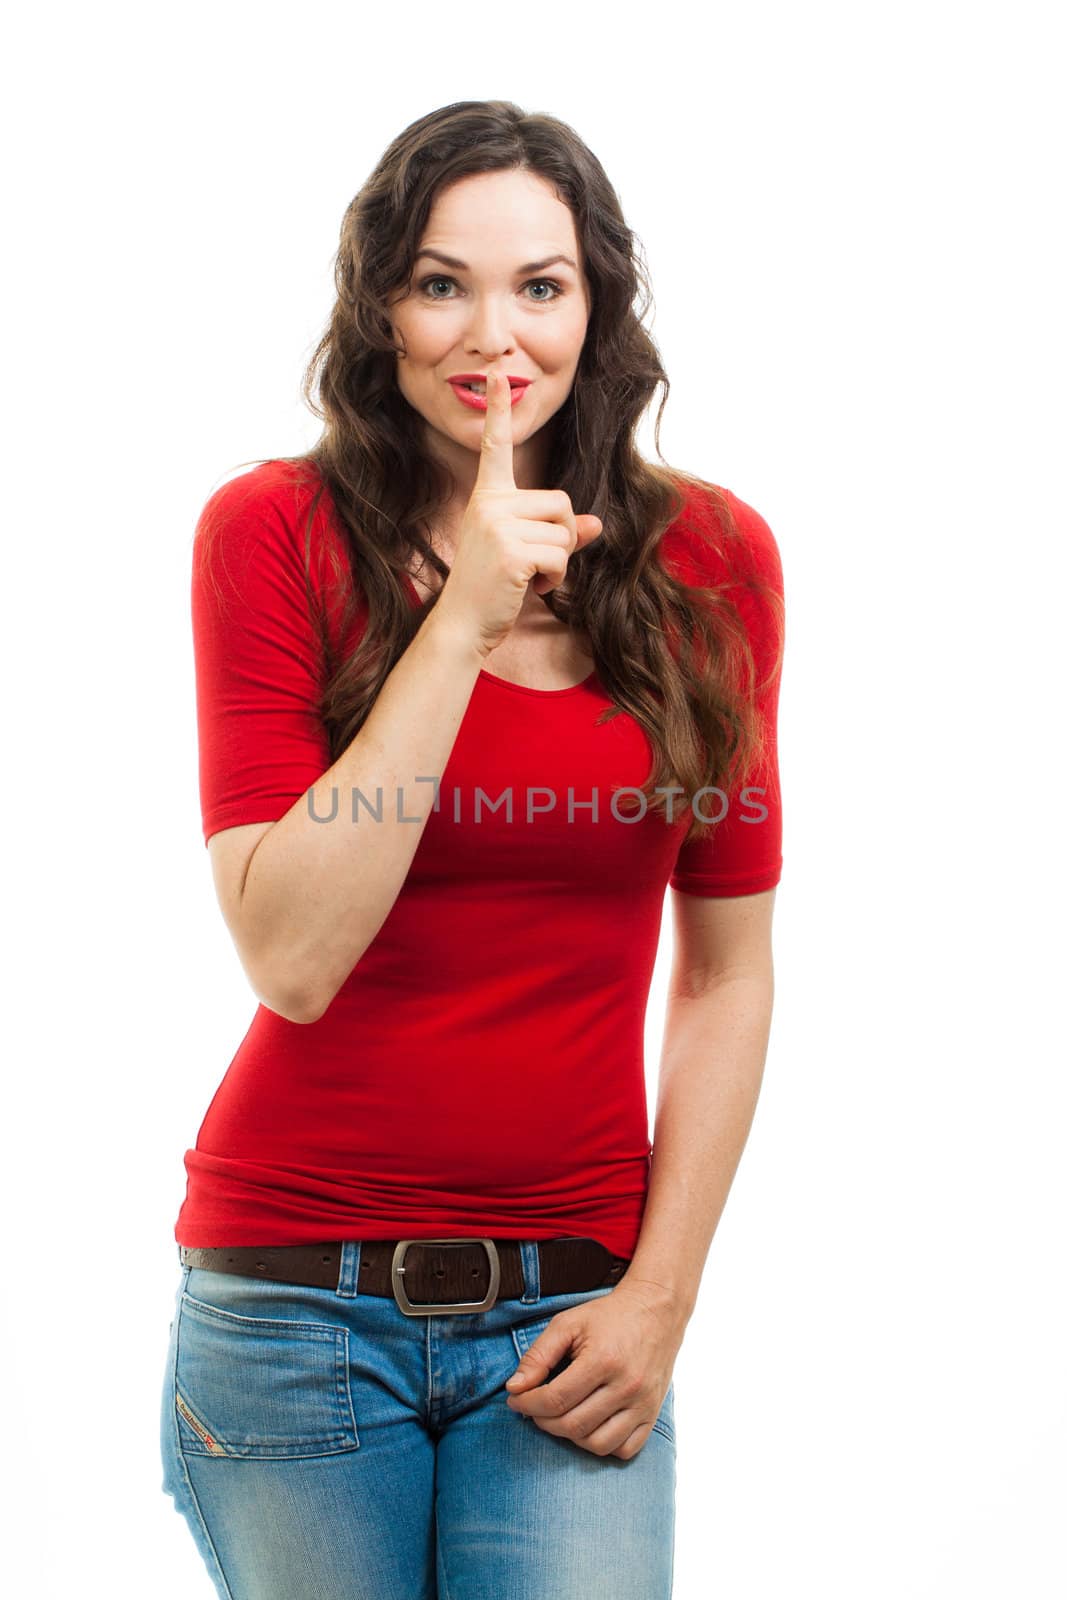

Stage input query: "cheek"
[
  {"left": 537, "top": 312, "right": 589, "bottom": 368},
  {"left": 393, "top": 306, "right": 452, "bottom": 363}
]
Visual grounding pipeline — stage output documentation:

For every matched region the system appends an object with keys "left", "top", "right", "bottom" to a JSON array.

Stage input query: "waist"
[{"left": 179, "top": 1235, "right": 631, "bottom": 1316}]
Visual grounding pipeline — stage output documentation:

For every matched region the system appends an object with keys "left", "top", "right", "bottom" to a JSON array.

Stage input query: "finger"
[
  {"left": 506, "top": 1322, "right": 573, "bottom": 1394},
  {"left": 473, "top": 356, "right": 516, "bottom": 494},
  {"left": 573, "top": 513, "right": 603, "bottom": 550},
  {"left": 526, "top": 516, "right": 601, "bottom": 595},
  {"left": 526, "top": 548, "right": 573, "bottom": 596},
  {"left": 611, "top": 1421, "right": 655, "bottom": 1460},
  {"left": 526, "top": 1393, "right": 651, "bottom": 1458},
  {"left": 507, "top": 1359, "right": 602, "bottom": 1421},
  {"left": 505, "top": 536, "right": 572, "bottom": 597}
]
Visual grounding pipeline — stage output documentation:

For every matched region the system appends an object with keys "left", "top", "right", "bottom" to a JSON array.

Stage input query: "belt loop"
[
  {"left": 519, "top": 1241, "right": 541, "bottom": 1304},
  {"left": 337, "top": 1240, "right": 362, "bottom": 1298}
]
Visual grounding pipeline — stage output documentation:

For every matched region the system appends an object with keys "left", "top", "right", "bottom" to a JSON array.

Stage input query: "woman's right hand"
[{"left": 432, "top": 355, "right": 604, "bottom": 661}]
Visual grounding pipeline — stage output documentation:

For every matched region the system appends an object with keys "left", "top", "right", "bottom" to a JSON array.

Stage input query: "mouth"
[
  {"left": 447, "top": 377, "right": 531, "bottom": 395},
  {"left": 447, "top": 377, "right": 531, "bottom": 411}
]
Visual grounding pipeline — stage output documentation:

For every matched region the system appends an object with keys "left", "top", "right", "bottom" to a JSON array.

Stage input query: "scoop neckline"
[
  {"left": 477, "top": 665, "right": 599, "bottom": 697},
  {"left": 400, "top": 570, "right": 599, "bottom": 698}
]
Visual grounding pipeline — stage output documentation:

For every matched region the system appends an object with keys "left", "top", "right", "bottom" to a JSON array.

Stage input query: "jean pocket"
[
  {"left": 510, "top": 1295, "right": 676, "bottom": 1444},
  {"left": 174, "top": 1289, "right": 360, "bottom": 1459},
  {"left": 509, "top": 1287, "right": 612, "bottom": 1380},
  {"left": 511, "top": 1312, "right": 573, "bottom": 1383}
]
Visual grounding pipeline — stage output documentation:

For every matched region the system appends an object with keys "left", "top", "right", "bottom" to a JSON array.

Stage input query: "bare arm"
[
  {"left": 218, "top": 360, "right": 602, "bottom": 1023},
  {"left": 625, "top": 887, "right": 777, "bottom": 1326},
  {"left": 230, "top": 604, "right": 483, "bottom": 1023}
]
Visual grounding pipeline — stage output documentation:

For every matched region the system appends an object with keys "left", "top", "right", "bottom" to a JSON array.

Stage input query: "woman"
[{"left": 161, "top": 99, "right": 784, "bottom": 1600}]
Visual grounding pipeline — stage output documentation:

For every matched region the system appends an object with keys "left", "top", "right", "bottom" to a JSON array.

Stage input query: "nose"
[{"left": 462, "top": 296, "right": 516, "bottom": 362}]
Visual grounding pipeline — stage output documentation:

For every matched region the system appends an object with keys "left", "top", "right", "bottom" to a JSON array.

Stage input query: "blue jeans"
[{"left": 160, "top": 1241, "right": 677, "bottom": 1598}]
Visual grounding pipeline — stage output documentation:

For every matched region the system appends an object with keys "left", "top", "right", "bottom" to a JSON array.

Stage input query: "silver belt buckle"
[{"left": 391, "top": 1238, "right": 501, "bottom": 1317}]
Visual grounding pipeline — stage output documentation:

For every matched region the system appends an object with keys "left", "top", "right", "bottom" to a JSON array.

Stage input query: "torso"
[{"left": 406, "top": 527, "right": 596, "bottom": 692}]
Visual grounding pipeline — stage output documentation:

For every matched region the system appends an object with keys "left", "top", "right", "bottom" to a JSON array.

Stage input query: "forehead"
[{"left": 419, "top": 170, "right": 581, "bottom": 267}]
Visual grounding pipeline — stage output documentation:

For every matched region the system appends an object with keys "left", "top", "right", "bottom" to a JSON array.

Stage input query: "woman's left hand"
[{"left": 504, "top": 1276, "right": 686, "bottom": 1459}]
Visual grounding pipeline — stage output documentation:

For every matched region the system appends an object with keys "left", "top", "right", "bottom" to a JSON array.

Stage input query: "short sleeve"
[
  {"left": 668, "top": 489, "right": 784, "bottom": 897},
  {"left": 191, "top": 469, "right": 333, "bottom": 847}
]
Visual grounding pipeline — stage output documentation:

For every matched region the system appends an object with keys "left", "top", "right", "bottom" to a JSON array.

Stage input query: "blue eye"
[
  {"left": 417, "top": 274, "right": 564, "bottom": 303},
  {"left": 525, "top": 280, "right": 562, "bottom": 302}
]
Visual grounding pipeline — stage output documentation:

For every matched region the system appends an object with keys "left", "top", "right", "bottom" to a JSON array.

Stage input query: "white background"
[{"left": 3, "top": 1, "right": 1063, "bottom": 1594}]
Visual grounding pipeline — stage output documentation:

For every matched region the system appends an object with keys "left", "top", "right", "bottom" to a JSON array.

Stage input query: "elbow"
[
  {"left": 246, "top": 962, "right": 328, "bottom": 1026},
  {"left": 286, "top": 986, "right": 333, "bottom": 1025},
  {"left": 219, "top": 891, "right": 335, "bottom": 1022},
  {"left": 254, "top": 966, "right": 354, "bottom": 1026},
  {"left": 273, "top": 992, "right": 327, "bottom": 1026},
  {"left": 240, "top": 935, "right": 368, "bottom": 1025},
  {"left": 251, "top": 983, "right": 321, "bottom": 1026},
  {"left": 668, "top": 962, "right": 774, "bottom": 1005}
]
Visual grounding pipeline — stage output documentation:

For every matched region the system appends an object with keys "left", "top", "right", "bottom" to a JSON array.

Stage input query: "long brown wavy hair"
[{"left": 202, "top": 99, "right": 783, "bottom": 847}]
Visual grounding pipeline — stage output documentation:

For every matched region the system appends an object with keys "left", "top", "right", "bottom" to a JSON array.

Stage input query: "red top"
[{"left": 175, "top": 460, "right": 784, "bottom": 1257}]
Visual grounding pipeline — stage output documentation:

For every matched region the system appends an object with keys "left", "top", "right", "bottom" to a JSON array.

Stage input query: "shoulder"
[
  {"left": 192, "top": 458, "right": 342, "bottom": 596},
  {"left": 195, "top": 458, "right": 322, "bottom": 547},
  {"left": 658, "top": 474, "right": 783, "bottom": 594}
]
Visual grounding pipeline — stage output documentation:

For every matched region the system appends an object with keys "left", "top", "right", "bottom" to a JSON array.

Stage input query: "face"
[{"left": 386, "top": 168, "right": 591, "bottom": 504}]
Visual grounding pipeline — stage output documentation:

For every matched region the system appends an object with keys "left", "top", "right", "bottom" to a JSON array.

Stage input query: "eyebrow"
[{"left": 413, "top": 249, "right": 578, "bottom": 274}]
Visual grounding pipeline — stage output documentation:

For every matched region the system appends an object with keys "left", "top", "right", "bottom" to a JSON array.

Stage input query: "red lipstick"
[{"left": 447, "top": 374, "right": 531, "bottom": 411}]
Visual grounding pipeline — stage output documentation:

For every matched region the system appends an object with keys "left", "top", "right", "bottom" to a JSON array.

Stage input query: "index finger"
[{"left": 474, "top": 355, "right": 516, "bottom": 492}]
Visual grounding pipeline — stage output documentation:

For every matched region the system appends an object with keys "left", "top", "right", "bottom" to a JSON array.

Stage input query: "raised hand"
[{"left": 433, "top": 355, "right": 604, "bottom": 661}]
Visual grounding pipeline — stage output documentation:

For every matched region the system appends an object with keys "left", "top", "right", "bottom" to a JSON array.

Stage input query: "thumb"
[
  {"left": 574, "top": 513, "right": 604, "bottom": 551},
  {"left": 506, "top": 1322, "right": 570, "bottom": 1389}
]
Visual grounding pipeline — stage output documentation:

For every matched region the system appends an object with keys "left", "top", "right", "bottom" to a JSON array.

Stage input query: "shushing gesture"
[{"left": 434, "top": 355, "right": 604, "bottom": 661}]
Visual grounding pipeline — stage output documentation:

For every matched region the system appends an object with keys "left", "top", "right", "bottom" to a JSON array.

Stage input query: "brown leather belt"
[{"left": 179, "top": 1235, "right": 630, "bottom": 1316}]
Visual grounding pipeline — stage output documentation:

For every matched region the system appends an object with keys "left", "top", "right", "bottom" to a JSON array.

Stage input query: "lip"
[
  {"left": 447, "top": 373, "right": 532, "bottom": 387},
  {"left": 447, "top": 376, "right": 531, "bottom": 411}
]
